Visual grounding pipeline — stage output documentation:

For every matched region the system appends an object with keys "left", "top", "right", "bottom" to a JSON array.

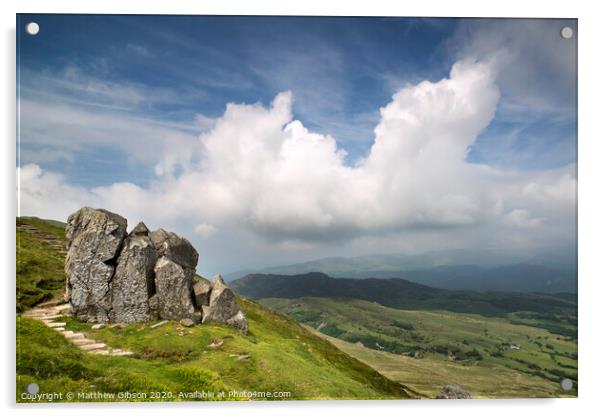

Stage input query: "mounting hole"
[
  {"left": 27, "top": 383, "right": 39, "bottom": 395},
  {"left": 560, "top": 378, "right": 573, "bottom": 391},
  {"left": 560, "top": 26, "right": 574, "bottom": 39},
  {"left": 25, "top": 22, "right": 40, "bottom": 36}
]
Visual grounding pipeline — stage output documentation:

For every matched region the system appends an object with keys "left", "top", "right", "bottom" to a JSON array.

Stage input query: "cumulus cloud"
[
  {"left": 18, "top": 164, "right": 98, "bottom": 220},
  {"left": 18, "top": 58, "right": 576, "bottom": 252},
  {"left": 194, "top": 223, "right": 218, "bottom": 239},
  {"left": 449, "top": 19, "right": 577, "bottom": 120}
]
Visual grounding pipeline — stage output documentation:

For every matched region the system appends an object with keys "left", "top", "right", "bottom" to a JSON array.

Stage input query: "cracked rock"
[
  {"left": 64, "top": 207, "right": 248, "bottom": 334},
  {"left": 65, "top": 207, "right": 127, "bottom": 322}
]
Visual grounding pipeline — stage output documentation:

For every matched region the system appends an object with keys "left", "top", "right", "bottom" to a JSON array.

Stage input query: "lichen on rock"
[
  {"left": 64, "top": 207, "right": 248, "bottom": 333},
  {"left": 202, "top": 274, "right": 248, "bottom": 335},
  {"left": 65, "top": 207, "right": 128, "bottom": 322}
]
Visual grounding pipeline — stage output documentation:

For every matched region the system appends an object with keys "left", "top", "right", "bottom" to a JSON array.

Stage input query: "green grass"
[
  {"left": 16, "top": 217, "right": 67, "bottom": 312},
  {"left": 17, "top": 298, "right": 412, "bottom": 402},
  {"left": 17, "top": 316, "right": 229, "bottom": 402},
  {"left": 16, "top": 216, "right": 413, "bottom": 402},
  {"left": 261, "top": 297, "right": 578, "bottom": 398},
  {"left": 316, "top": 331, "right": 565, "bottom": 399}
]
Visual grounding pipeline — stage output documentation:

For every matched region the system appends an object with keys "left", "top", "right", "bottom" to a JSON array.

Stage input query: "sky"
[{"left": 16, "top": 15, "right": 577, "bottom": 276}]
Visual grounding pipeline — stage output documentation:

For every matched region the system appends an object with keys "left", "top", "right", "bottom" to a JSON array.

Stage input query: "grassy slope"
[
  {"left": 16, "top": 217, "right": 67, "bottom": 312},
  {"left": 16, "top": 218, "right": 411, "bottom": 402},
  {"left": 17, "top": 300, "right": 411, "bottom": 401},
  {"left": 317, "top": 332, "right": 561, "bottom": 399},
  {"left": 262, "top": 297, "right": 577, "bottom": 398}
]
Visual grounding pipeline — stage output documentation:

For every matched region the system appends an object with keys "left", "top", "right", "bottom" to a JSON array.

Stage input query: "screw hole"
[
  {"left": 25, "top": 22, "right": 40, "bottom": 36},
  {"left": 560, "top": 26, "right": 574, "bottom": 39}
]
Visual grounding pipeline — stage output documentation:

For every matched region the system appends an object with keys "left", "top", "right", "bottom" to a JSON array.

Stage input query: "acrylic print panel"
[{"left": 16, "top": 14, "right": 577, "bottom": 402}]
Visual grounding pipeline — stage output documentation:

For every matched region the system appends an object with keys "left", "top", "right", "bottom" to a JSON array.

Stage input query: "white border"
[{"left": 2, "top": 1, "right": 601, "bottom": 417}]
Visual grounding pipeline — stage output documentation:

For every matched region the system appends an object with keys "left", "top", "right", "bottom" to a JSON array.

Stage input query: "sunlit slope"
[
  {"left": 16, "top": 217, "right": 67, "bottom": 311},
  {"left": 16, "top": 217, "right": 412, "bottom": 401}
]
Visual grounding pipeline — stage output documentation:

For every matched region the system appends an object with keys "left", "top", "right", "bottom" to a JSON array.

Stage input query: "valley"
[{"left": 261, "top": 297, "right": 577, "bottom": 398}]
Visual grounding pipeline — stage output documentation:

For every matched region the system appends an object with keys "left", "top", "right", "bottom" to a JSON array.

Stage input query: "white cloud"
[
  {"left": 18, "top": 164, "right": 98, "bottom": 221},
  {"left": 18, "top": 58, "right": 576, "bottom": 254},
  {"left": 449, "top": 19, "right": 577, "bottom": 121},
  {"left": 194, "top": 223, "right": 217, "bottom": 239},
  {"left": 503, "top": 209, "right": 544, "bottom": 228}
]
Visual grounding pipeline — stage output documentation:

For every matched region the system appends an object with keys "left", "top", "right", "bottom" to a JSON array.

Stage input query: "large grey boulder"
[
  {"left": 202, "top": 274, "right": 248, "bottom": 334},
  {"left": 64, "top": 207, "right": 248, "bottom": 333},
  {"left": 65, "top": 207, "right": 128, "bottom": 322},
  {"left": 152, "top": 256, "right": 197, "bottom": 321},
  {"left": 109, "top": 223, "right": 157, "bottom": 323},
  {"left": 193, "top": 277, "right": 212, "bottom": 307},
  {"left": 436, "top": 384, "right": 472, "bottom": 399},
  {"left": 149, "top": 228, "right": 198, "bottom": 270}
]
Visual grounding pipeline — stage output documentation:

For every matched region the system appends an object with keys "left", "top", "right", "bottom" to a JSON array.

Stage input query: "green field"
[
  {"left": 16, "top": 217, "right": 413, "bottom": 402},
  {"left": 262, "top": 297, "right": 578, "bottom": 398}
]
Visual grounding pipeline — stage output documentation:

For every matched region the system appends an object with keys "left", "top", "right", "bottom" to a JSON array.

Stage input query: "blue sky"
[
  {"left": 17, "top": 15, "right": 577, "bottom": 275},
  {"left": 17, "top": 16, "right": 449, "bottom": 184}
]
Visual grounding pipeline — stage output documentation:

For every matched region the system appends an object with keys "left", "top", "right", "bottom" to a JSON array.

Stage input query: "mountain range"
[
  {"left": 230, "top": 272, "right": 577, "bottom": 317},
  {"left": 225, "top": 250, "right": 577, "bottom": 294}
]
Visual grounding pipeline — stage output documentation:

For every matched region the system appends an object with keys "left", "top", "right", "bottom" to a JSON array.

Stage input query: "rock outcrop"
[
  {"left": 65, "top": 208, "right": 128, "bottom": 322},
  {"left": 151, "top": 256, "right": 197, "bottom": 321},
  {"left": 149, "top": 228, "right": 198, "bottom": 271},
  {"left": 436, "top": 384, "right": 472, "bottom": 399},
  {"left": 64, "top": 207, "right": 247, "bottom": 333},
  {"left": 109, "top": 222, "right": 157, "bottom": 323},
  {"left": 192, "top": 277, "right": 212, "bottom": 307},
  {"left": 202, "top": 274, "right": 248, "bottom": 334}
]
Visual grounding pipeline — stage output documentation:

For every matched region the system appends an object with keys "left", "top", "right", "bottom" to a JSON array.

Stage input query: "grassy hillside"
[
  {"left": 317, "top": 332, "right": 565, "bottom": 399},
  {"left": 262, "top": 297, "right": 577, "bottom": 398},
  {"left": 16, "top": 217, "right": 68, "bottom": 312},
  {"left": 232, "top": 273, "right": 577, "bottom": 328},
  {"left": 17, "top": 299, "right": 412, "bottom": 401},
  {"left": 16, "top": 217, "right": 413, "bottom": 402}
]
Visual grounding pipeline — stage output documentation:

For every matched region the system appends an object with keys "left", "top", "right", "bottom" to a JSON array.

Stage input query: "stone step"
[
  {"left": 63, "top": 331, "right": 85, "bottom": 339},
  {"left": 80, "top": 343, "right": 107, "bottom": 351},
  {"left": 24, "top": 304, "right": 131, "bottom": 357},
  {"left": 90, "top": 350, "right": 111, "bottom": 355},
  {"left": 31, "top": 314, "right": 62, "bottom": 320},
  {"left": 38, "top": 300, "right": 69, "bottom": 309},
  {"left": 22, "top": 312, "right": 46, "bottom": 318},
  {"left": 44, "top": 322, "right": 67, "bottom": 328},
  {"left": 72, "top": 338, "right": 98, "bottom": 346}
]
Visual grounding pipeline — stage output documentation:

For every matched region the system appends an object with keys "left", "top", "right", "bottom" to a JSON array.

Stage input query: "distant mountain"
[
  {"left": 225, "top": 250, "right": 526, "bottom": 280},
  {"left": 230, "top": 272, "right": 576, "bottom": 317},
  {"left": 392, "top": 264, "right": 576, "bottom": 293},
  {"left": 224, "top": 251, "right": 577, "bottom": 293}
]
